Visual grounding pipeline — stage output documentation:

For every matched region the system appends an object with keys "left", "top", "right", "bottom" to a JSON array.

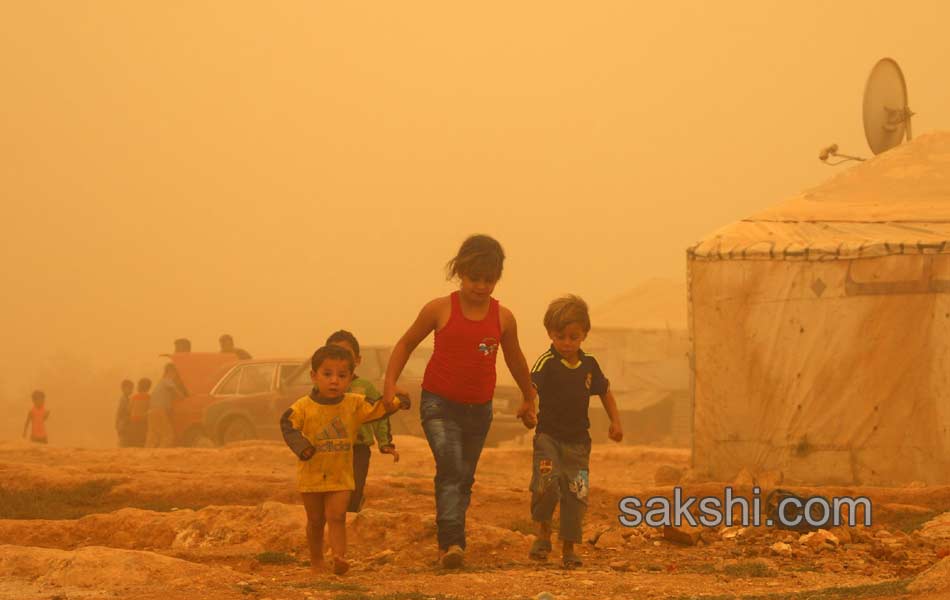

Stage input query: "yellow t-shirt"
[{"left": 287, "top": 392, "right": 390, "bottom": 493}]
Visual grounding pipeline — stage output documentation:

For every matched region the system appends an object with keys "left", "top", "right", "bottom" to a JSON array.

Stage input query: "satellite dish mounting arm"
[{"left": 819, "top": 143, "right": 865, "bottom": 166}]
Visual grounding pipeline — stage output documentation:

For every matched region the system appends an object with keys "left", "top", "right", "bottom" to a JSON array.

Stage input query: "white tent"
[{"left": 688, "top": 132, "right": 950, "bottom": 485}]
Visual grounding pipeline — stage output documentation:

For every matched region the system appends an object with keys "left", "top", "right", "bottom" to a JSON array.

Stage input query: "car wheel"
[
  {"left": 183, "top": 428, "right": 215, "bottom": 448},
  {"left": 220, "top": 417, "right": 256, "bottom": 444}
]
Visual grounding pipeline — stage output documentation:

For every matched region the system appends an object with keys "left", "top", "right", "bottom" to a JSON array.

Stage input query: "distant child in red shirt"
[
  {"left": 381, "top": 234, "right": 538, "bottom": 569},
  {"left": 23, "top": 390, "right": 50, "bottom": 444},
  {"left": 127, "top": 378, "right": 152, "bottom": 447}
]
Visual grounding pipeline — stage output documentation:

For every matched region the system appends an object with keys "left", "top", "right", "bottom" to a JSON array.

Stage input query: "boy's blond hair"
[{"left": 543, "top": 295, "right": 591, "bottom": 333}]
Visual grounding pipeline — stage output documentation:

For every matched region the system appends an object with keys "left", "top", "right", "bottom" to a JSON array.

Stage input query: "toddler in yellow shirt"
[{"left": 281, "top": 344, "right": 408, "bottom": 575}]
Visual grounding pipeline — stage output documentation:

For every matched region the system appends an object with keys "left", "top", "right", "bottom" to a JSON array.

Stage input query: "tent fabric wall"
[
  {"left": 688, "top": 132, "right": 950, "bottom": 485},
  {"left": 689, "top": 256, "right": 950, "bottom": 484}
]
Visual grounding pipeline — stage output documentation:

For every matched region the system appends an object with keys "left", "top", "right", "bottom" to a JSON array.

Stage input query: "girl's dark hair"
[
  {"left": 121, "top": 379, "right": 134, "bottom": 389},
  {"left": 445, "top": 234, "right": 505, "bottom": 281},
  {"left": 137, "top": 378, "right": 152, "bottom": 392},
  {"left": 326, "top": 330, "right": 360, "bottom": 358},
  {"left": 31, "top": 390, "right": 45, "bottom": 402},
  {"left": 310, "top": 345, "right": 356, "bottom": 373}
]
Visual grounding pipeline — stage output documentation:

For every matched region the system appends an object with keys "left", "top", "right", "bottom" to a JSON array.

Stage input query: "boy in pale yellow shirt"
[{"left": 280, "top": 345, "right": 409, "bottom": 575}]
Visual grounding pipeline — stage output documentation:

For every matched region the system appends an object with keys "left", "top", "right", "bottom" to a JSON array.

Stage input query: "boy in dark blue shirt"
[{"left": 528, "top": 295, "right": 623, "bottom": 569}]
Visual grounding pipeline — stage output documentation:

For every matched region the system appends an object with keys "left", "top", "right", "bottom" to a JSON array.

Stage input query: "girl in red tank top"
[
  {"left": 422, "top": 291, "right": 502, "bottom": 405},
  {"left": 382, "top": 235, "right": 538, "bottom": 568}
]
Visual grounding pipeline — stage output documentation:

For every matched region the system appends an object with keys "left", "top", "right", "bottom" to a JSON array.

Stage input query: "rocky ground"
[{"left": 2, "top": 437, "right": 950, "bottom": 600}]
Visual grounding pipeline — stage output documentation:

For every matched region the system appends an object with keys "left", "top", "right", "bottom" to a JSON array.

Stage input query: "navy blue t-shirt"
[{"left": 530, "top": 345, "right": 609, "bottom": 443}]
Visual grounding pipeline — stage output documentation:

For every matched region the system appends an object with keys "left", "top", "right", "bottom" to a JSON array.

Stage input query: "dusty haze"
[{"left": 2, "top": 2, "right": 949, "bottom": 445}]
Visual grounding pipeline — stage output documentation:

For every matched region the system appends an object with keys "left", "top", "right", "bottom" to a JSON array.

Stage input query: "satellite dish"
[{"left": 863, "top": 58, "right": 914, "bottom": 155}]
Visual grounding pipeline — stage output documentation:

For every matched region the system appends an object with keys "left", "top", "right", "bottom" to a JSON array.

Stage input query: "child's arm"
[
  {"left": 22, "top": 412, "right": 31, "bottom": 438},
  {"left": 373, "top": 418, "right": 399, "bottom": 462},
  {"left": 279, "top": 407, "right": 315, "bottom": 460},
  {"left": 359, "top": 394, "right": 410, "bottom": 424},
  {"left": 589, "top": 358, "right": 622, "bottom": 442},
  {"left": 372, "top": 414, "right": 393, "bottom": 449},
  {"left": 498, "top": 307, "right": 538, "bottom": 427},
  {"left": 524, "top": 351, "right": 550, "bottom": 428},
  {"left": 382, "top": 299, "right": 441, "bottom": 405},
  {"left": 598, "top": 390, "right": 624, "bottom": 443},
  {"left": 362, "top": 382, "right": 399, "bottom": 460}
]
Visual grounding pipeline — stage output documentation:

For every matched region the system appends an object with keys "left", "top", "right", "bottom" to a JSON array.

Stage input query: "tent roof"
[
  {"left": 689, "top": 132, "right": 950, "bottom": 261},
  {"left": 591, "top": 278, "right": 687, "bottom": 330}
]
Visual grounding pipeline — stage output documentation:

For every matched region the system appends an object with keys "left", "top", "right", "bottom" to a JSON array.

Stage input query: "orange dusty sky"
[{"left": 1, "top": 2, "right": 949, "bottom": 431}]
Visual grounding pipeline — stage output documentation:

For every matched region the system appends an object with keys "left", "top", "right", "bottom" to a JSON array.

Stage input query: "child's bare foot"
[
  {"left": 332, "top": 557, "right": 350, "bottom": 575},
  {"left": 309, "top": 561, "right": 326, "bottom": 575}
]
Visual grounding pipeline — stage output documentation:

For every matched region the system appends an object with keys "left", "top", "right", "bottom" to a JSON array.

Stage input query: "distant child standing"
[
  {"left": 281, "top": 345, "right": 409, "bottom": 576},
  {"left": 127, "top": 378, "right": 152, "bottom": 447},
  {"left": 527, "top": 295, "right": 623, "bottom": 569},
  {"left": 325, "top": 330, "right": 400, "bottom": 513},
  {"left": 23, "top": 390, "right": 50, "bottom": 444},
  {"left": 381, "top": 234, "right": 538, "bottom": 569},
  {"left": 146, "top": 364, "right": 182, "bottom": 448}
]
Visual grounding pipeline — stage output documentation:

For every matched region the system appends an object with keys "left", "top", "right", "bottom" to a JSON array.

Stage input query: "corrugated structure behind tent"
[
  {"left": 688, "top": 131, "right": 950, "bottom": 485},
  {"left": 585, "top": 279, "right": 690, "bottom": 446}
]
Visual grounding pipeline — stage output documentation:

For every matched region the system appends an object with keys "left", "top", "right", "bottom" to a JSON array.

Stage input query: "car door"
[
  {"left": 207, "top": 363, "right": 279, "bottom": 443},
  {"left": 234, "top": 363, "right": 280, "bottom": 438},
  {"left": 275, "top": 360, "right": 309, "bottom": 414}
]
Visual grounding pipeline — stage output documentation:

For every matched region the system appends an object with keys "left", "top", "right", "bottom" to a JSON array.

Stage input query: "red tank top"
[{"left": 422, "top": 292, "right": 502, "bottom": 405}]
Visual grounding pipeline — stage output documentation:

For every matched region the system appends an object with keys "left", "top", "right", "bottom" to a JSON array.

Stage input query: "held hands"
[
  {"left": 608, "top": 420, "right": 624, "bottom": 443},
  {"left": 382, "top": 392, "right": 412, "bottom": 412},
  {"left": 380, "top": 445, "right": 400, "bottom": 463},
  {"left": 394, "top": 392, "right": 411, "bottom": 411},
  {"left": 516, "top": 400, "right": 537, "bottom": 429}
]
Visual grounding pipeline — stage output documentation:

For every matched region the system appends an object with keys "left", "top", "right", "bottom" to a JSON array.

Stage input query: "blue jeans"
[
  {"left": 420, "top": 390, "right": 493, "bottom": 550},
  {"left": 530, "top": 432, "right": 591, "bottom": 543}
]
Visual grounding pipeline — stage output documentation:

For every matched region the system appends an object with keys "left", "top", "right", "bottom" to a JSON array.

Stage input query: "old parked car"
[
  {"left": 201, "top": 358, "right": 313, "bottom": 444},
  {"left": 166, "top": 352, "right": 309, "bottom": 446}
]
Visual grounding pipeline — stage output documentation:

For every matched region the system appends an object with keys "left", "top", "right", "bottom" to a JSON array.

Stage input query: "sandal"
[
  {"left": 529, "top": 538, "right": 552, "bottom": 561},
  {"left": 562, "top": 553, "right": 583, "bottom": 569}
]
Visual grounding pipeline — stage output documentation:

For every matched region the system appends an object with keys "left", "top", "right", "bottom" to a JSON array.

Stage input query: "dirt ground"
[{"left": 2, "top": 437, "right": 950, "bottom": 600}]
